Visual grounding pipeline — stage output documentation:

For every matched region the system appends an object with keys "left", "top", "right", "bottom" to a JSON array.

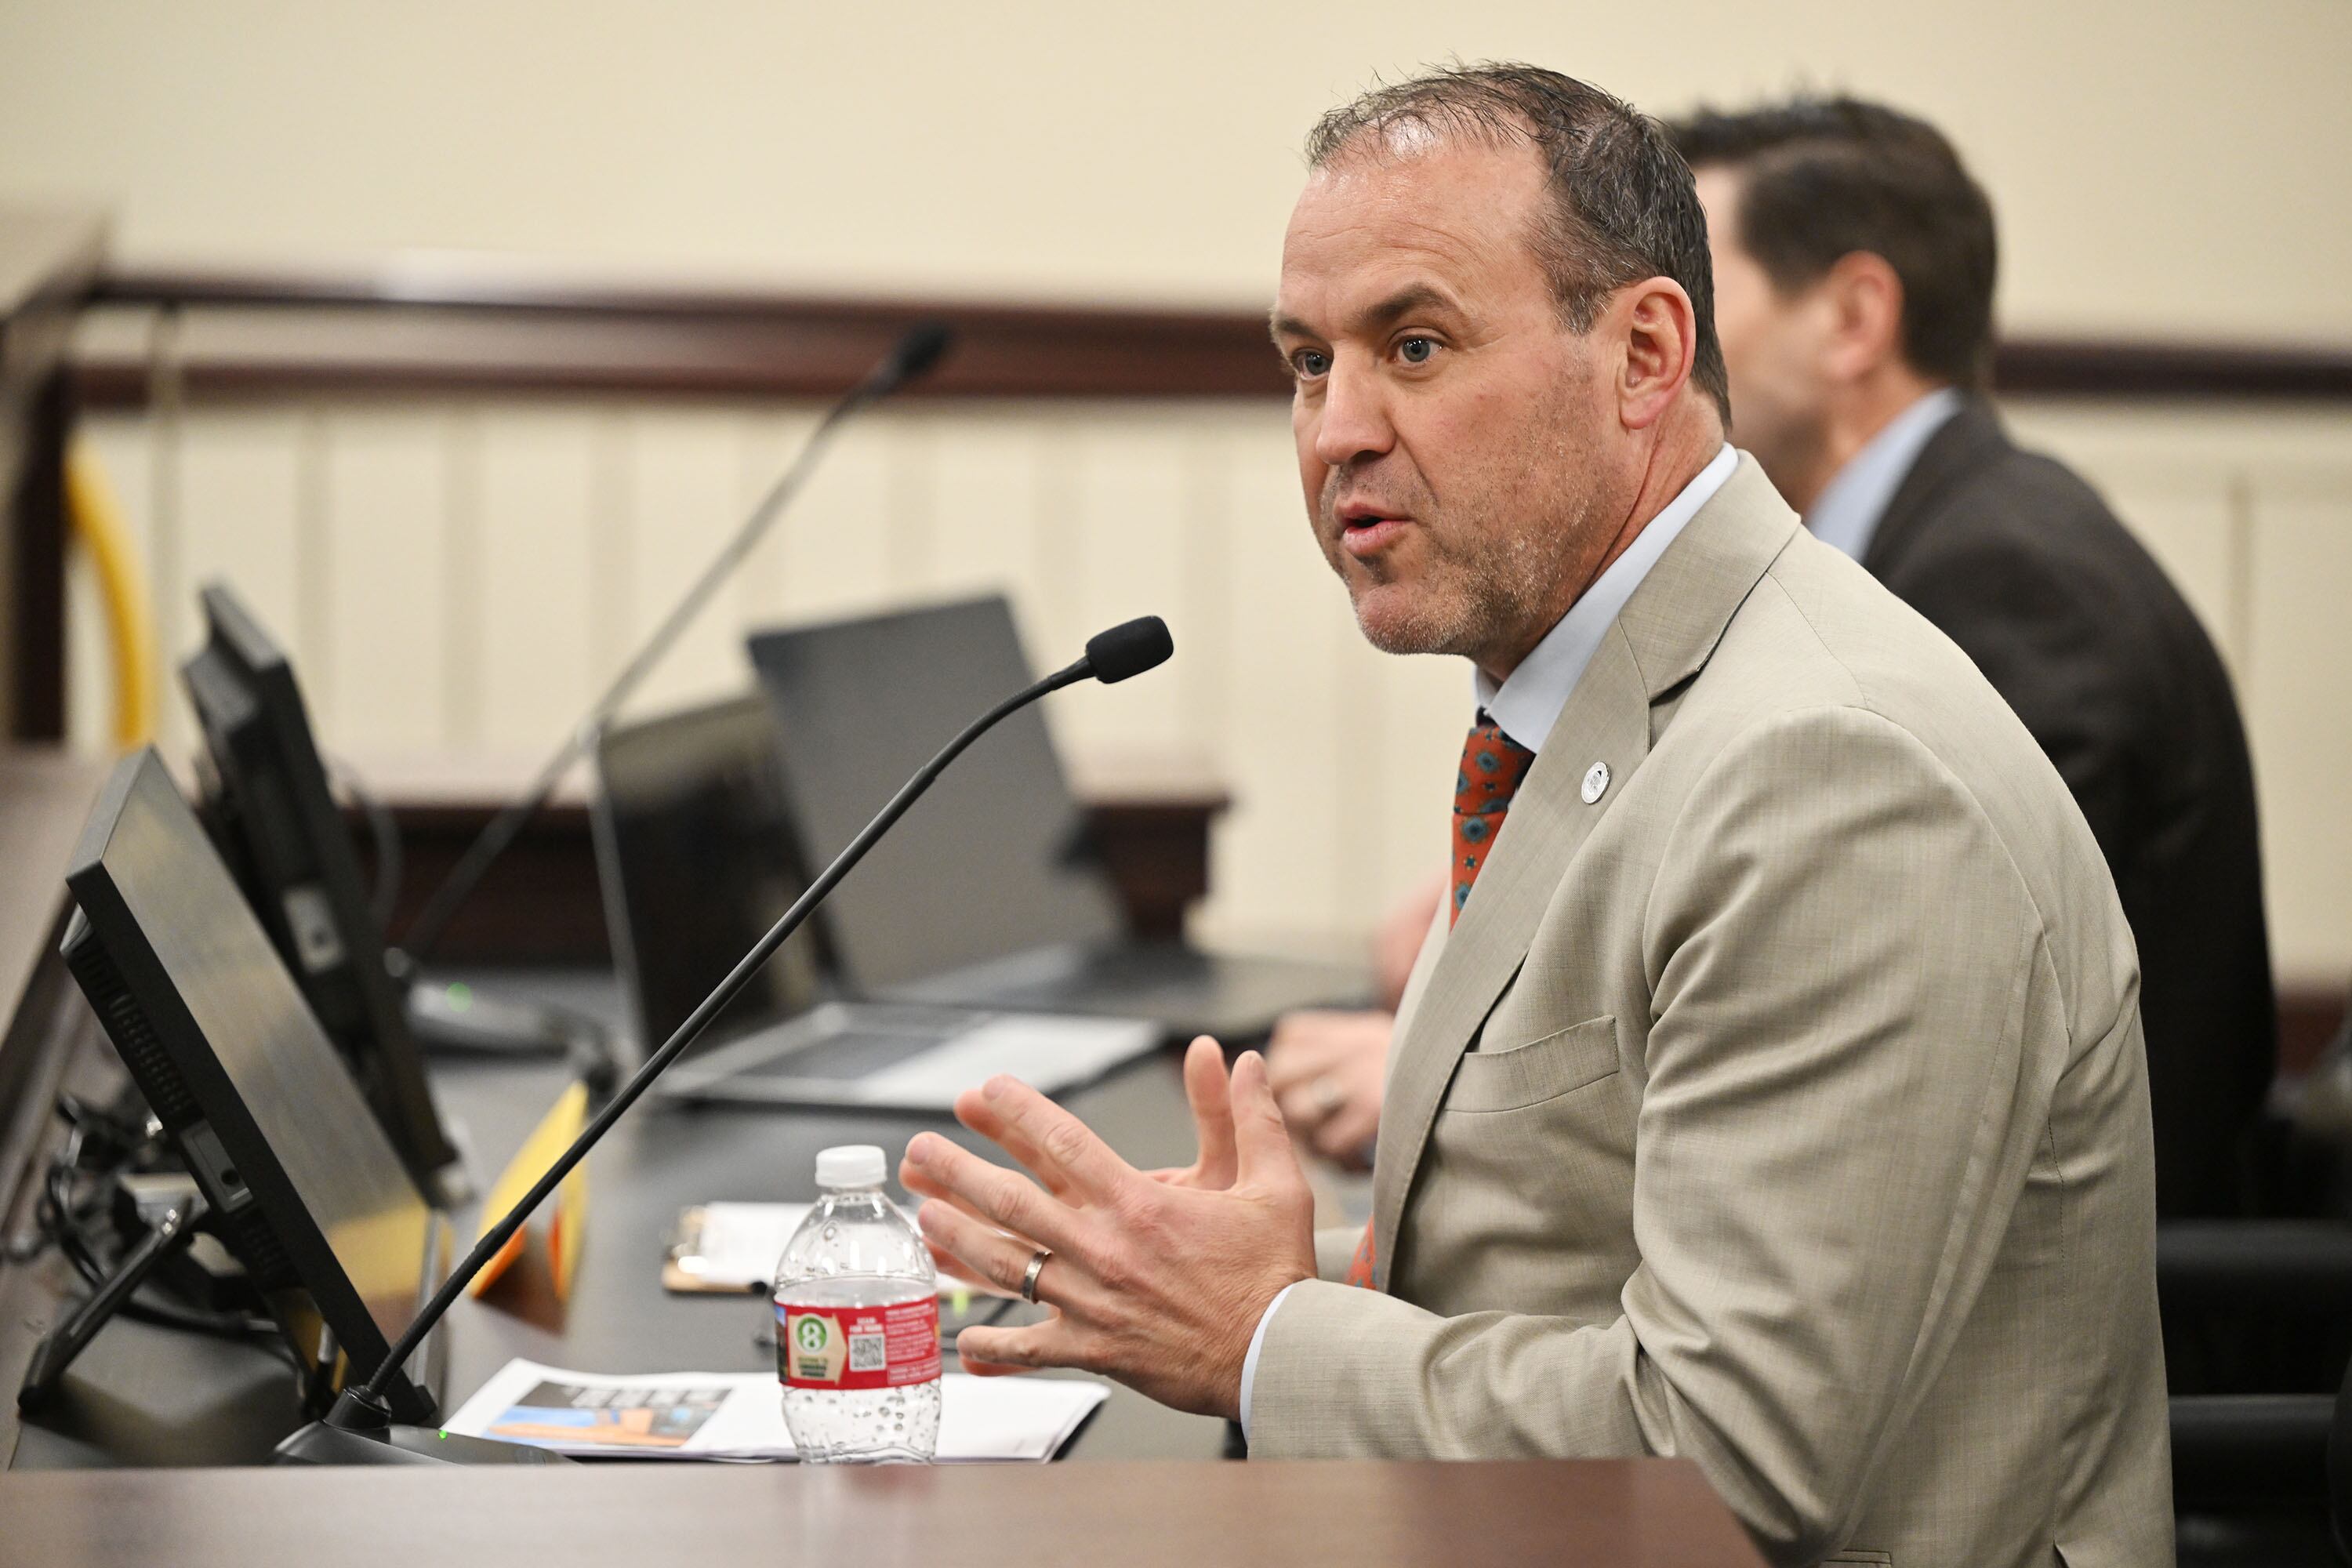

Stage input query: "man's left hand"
[{"left": 899, "top": 1041, "right": 1315, "bottom": 1421}]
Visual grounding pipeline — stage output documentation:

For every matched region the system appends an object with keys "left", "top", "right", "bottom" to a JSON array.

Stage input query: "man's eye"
[
  {"left": 1397, "top": 337, "right": 1436, "bottom": 365},
  {"left": 1292, "top": 349, "right": 1331, "bottom": 379}
]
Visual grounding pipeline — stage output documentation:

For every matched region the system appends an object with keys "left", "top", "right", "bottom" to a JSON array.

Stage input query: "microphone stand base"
[
  {"left": 402, "top": 978, "right": 619, "bottom": 1097},
  {"left": 274, "top": 1389, "right": 575, "bottom": 1466}
]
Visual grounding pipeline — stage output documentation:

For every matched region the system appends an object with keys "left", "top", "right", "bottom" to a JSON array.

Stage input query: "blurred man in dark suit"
[{"left": 1667, "top": 96, "right": 2275, "bottom": 1218}]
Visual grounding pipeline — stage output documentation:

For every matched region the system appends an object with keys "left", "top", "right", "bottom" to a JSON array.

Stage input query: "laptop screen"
[
  {"left": 746, "top": 597, "right": 1123, "bottom": 993},
  {"left": 591, "top": 695, "right": 825, "bottom": 1053}
]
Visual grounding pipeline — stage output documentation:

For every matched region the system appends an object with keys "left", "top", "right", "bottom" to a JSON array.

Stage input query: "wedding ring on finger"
[{"left": 1020, "top": 1247, "right": 1052, "bottom": 1305}]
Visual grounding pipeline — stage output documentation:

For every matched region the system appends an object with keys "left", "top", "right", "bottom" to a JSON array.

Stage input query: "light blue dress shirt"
[
  {"left": 1801, "top": 387, "right": 1963, "bottom": 565},
  {"left": 1237, "top": 442, "right": 1737, "bottom": 1439}
]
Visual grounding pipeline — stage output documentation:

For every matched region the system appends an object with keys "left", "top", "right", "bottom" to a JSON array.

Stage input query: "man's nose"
[{"left": 1312, "top": 361, "right": 1396, "bottom": 470}]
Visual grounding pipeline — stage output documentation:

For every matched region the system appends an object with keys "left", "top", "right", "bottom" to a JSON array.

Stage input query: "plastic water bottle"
[{"left": 775, "top": 1145, "right": 942, "bottom": 1462}]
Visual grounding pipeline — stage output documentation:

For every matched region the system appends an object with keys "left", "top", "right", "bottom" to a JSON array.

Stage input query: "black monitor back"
[
  {"left": 590, "top": 693, "right": 826, "bottom": 1057},
  {"left": 180, "top": 583, "right": 457, "bottom": 1189},
  {"left": 62, "top": 749, "right": 443, "bottom": 1421},
  {"left": 746, "top": 595, "right": 1123, "bottom": 993}
]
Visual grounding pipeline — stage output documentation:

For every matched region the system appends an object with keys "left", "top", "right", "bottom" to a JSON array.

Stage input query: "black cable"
[
  {"left": 34, "top": 1128, "right": 289, "bottom": 1353},
  {"left": 326, "top": 752, "right": 403, "bottom": 935}
]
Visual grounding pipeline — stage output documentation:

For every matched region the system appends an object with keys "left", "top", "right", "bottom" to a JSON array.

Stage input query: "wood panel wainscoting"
[{"left": 64, "top": 260, "right": 2352, "bottom": 409}]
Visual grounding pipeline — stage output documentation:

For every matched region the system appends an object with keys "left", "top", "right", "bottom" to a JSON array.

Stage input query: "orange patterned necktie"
[
  {"left": 1345, "top": 713, "right": 1538, "bottom": 1290},
  {"left": 1449, "top": 716, "right": 1537, "bottom": 927}
]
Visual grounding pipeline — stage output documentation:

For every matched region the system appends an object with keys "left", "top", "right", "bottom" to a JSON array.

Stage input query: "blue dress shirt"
[{"left": 1801, "top": 388, "right": 1963, "bottom": 565}]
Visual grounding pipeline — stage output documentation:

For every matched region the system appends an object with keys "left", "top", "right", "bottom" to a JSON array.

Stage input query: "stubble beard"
[{"left": 1322, "top": 426, "right": 1595, "bottom": 671}]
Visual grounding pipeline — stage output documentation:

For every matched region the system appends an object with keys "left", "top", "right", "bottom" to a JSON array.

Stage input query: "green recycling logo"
[{"left": 793, "top": 1315, "right": 829, "bottom": 1354}]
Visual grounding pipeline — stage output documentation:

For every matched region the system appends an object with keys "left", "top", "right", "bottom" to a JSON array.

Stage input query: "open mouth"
[{"left": 1338, "top": 509, "right": 1408, "bottom": 557}]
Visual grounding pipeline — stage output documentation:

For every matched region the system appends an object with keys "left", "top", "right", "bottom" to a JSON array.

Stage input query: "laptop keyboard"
[{"left": 736, "top": 1020, "right": 967, "bottom": 1082}]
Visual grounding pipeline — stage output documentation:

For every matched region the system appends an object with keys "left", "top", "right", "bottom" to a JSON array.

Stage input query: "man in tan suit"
[{"left": 900, "top": 64, "right": 2171, "bottom": 1567}]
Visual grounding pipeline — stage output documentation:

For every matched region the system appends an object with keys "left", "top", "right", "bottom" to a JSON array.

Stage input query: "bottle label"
[{"left": 777, "top": 1298, "right": 942, "bottom": 1390}]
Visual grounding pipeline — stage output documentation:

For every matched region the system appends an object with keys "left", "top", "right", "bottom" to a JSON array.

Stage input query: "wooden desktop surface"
[{"left": 0, "top": 1457, "right": 1768, "bottom": 1567}]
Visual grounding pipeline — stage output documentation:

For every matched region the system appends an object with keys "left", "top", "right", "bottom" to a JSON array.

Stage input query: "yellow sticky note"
[{"left": 470, "top": 1080, "right": 590, "bottom": 1299}]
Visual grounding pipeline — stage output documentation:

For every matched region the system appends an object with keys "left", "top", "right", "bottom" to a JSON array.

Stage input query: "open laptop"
[
  {"left": 588, "top": 693, "right": 1159, "bottom": 1110},
  {"left": 746, "top": 596, "right": 1372, "bottom": 1041}
]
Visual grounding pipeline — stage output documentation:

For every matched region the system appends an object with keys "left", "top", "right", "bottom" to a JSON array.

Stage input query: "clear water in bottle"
[{"left": 774, "top": 1145, "right": 942, "bottom": 1463}]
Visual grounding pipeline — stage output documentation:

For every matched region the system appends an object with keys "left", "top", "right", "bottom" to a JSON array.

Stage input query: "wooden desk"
[
  {"left": 0, "top": 1457, "right": 1769, "bottom": 1566},
  {"left": 0, "top": 750, "right": 115, "bottom": 1468},
  {"left": 5, "top": 965, "right": 1240, "bottom": 1470},
  {"left": 0, "top": 750, "right": 1243, "bottom": 1470}
]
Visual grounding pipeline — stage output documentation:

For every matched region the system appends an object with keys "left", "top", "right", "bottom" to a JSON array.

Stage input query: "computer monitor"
[
  {"left": 590, "top": 692, "right": 826, "bottom": 1058},
  {"left": 60, "top": 749, "right": 446, "bottom": 1422},
  {"left": 745, "top": 595, "right": 1124, "bottom": 993},
  {"left": 180, "top": 583, "right": 459, "bottom": 1196}
]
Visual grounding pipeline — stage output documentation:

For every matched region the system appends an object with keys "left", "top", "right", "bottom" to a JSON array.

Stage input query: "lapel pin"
[{"left": 1581, "top": 760, "right": 1610, "bottom": 804}]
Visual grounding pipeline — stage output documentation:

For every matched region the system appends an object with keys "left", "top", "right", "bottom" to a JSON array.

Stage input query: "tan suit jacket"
[{"left": 1251, "top": 457, "right": 2172, "bottom": 1568}]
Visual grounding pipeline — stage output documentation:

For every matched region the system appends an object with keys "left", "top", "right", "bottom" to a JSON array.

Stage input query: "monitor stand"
[
  {"left": 16, "top": 1189, "right": 209, "bottom": 1413},
  {"left": 401, "top": 975, "right": 618, "bottom": 1094}
]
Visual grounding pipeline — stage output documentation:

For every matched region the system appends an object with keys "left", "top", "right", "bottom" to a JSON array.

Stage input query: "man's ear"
[
  {"left": 1614, "top": 278, "right": 1697, "bottom": 432},
  {"left": 1820, "top": 251, "right": 1906, "bottom": 382}
]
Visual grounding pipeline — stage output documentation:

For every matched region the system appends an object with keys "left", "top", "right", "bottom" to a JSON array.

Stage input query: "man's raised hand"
[
  {"left": 898, "top": 1047, "right": 1314, "bottom": 1419},
  {"left": 1151, "top": 1036, "right": 1241, "bottom": 1190}
]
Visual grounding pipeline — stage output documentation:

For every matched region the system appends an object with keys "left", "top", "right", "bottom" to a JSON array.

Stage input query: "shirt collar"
[
  {"left": 1473, "top": 442, "right": 1737, "bottom": 754},
  {"left": 1803, "top": 387, "right": 1965, "bottom": 564}
]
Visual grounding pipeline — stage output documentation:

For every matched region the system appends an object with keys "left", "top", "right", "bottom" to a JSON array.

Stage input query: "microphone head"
[
  {"left": 882, "top": 321, "right": 955, "bottom": 389},
  {"left": 1083, "top": 617, "right": 1174, "bottom": 684}
]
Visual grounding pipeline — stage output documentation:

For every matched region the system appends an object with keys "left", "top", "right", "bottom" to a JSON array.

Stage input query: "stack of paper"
[{"left": 441, "top": 1359, "right": 1107, "bottom": 1462}]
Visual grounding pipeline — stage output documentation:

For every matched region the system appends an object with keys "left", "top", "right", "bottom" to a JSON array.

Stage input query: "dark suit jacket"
[{"left": 1863, "top": 398, "right": 2276, "bottom": 1218}]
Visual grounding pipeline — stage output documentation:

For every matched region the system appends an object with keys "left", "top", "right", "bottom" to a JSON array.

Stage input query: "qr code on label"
[{"left": 848, "top": 1332, "right": 887, "bottom": 1373}]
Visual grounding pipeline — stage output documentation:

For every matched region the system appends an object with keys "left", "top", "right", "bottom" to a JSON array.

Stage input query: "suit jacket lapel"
[
  {"left": 1368, "top": 456, "right": 1800, "bottom": 1288},
  {"left": 1860, "top": 397, "right": 2007, "bottom": 582}
]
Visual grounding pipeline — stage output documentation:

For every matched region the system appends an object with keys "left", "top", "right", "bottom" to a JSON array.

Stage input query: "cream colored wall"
[
  {"left": 2, "top": 1, "right": 2350, "bottom": 342},
  {"left": 64, "top": 396, "right": 2352, "bottom": 988}
]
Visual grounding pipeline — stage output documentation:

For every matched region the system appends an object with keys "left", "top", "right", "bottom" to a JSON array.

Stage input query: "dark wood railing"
[
  {"left": 76, "top": 266, "right": 1293, "bottom": 405},
  {"left": 66, "top": 260, "right": 2352, "bottom": 408}
]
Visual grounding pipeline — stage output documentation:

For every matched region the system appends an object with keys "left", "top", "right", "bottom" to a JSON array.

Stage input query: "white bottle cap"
[{"left": 815, "top": 1145, "right": 887, "bottom": 1190}]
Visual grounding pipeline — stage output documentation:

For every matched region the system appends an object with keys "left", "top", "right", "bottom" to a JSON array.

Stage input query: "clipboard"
[{"left": 663, "top": 1203, "right": 782, "bottom": 1294}]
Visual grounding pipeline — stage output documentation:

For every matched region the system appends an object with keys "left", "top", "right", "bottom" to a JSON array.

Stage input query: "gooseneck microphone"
[
  {"left": 389, "top": 321, "right": 956, "bottom": 980},
  {"left": 1083, "top": 616, "right": 1175, "bottom": 684},
  {"left": 278, "top": 616, "right": 1174, "bottom": 1465}
]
